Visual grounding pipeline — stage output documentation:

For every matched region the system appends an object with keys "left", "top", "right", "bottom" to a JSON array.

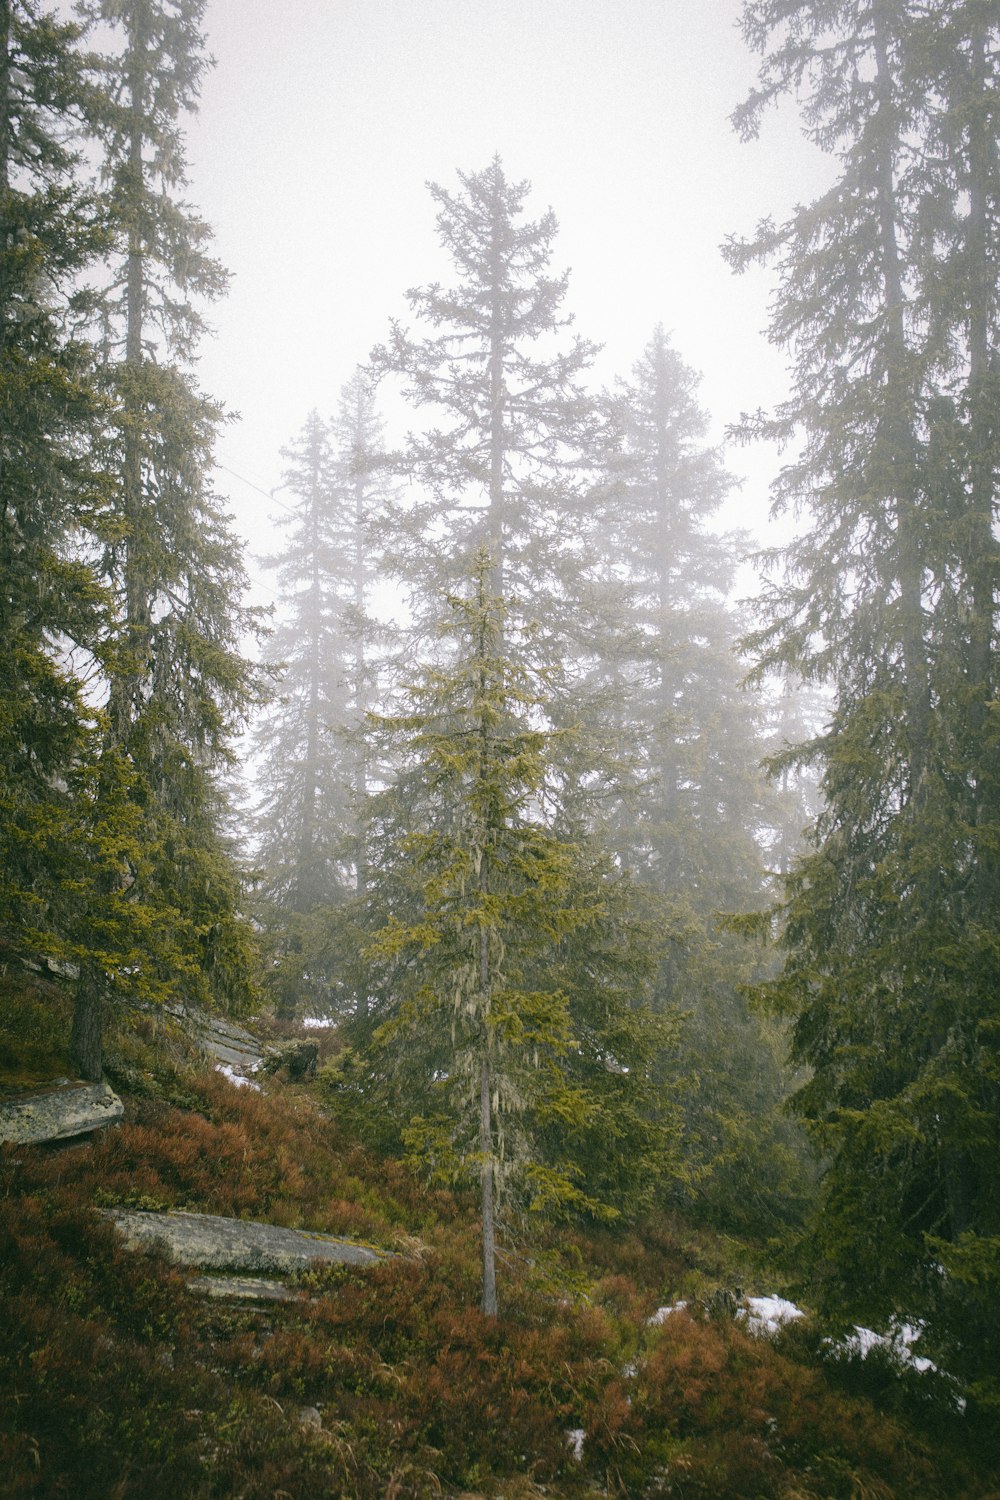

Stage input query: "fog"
[{"left": 182, "top": 0, "right": 835, "bottom": 599}]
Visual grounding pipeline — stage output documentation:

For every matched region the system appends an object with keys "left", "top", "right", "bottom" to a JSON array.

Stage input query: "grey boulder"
[
  {"left": 105, "top": 1207, "right": 385, "bottom": 1273},
  {"left": 0, "top": 1081, "right": 124, "bottom": 1145}
]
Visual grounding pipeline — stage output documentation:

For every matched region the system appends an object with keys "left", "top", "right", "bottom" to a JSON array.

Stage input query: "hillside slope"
[{"left": 1, "top": 990, "right": 995, "bottom": 1499}]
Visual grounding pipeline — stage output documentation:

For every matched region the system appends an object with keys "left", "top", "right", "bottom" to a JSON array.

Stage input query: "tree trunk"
[
  {"left": 0, "top": 0, "right": 8, "bottom": 547},
  {"left": 109, "top": 0, "right": 150, "bottom": 750},
  {"left": 297, "top": 434, "right": 322, "bottom": 912},
  {"left": 76, "top": 1, "right": 152, "bottom": 1086},
  {"left": 354, "top": 458, "right": 369, "bottom": 902},
  {"left": 479, "top": 1046, "right": 498, "bottom": 1318},
  {"left": 653, "top": 334, "right": 678, "bottom": 852},
  {"left": 872, "top": 0, "right": 930, "bottom": 791},
  {"left": 488, "top": 169, "right": 505, "bottom": 601},
  {"left": 71, "top": 961, "right": 105, "bottom": 1082},
  {"left": 477, "top": 583, "right": 498, "bottom": 1318},
  {"left": 944, "top": 9, "right": 995, "bottom": 1245}
]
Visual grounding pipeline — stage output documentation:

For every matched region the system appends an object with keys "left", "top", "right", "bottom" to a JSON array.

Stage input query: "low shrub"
[{"left": 1, "top": 1052, "right": 996, "bottom": 1498}]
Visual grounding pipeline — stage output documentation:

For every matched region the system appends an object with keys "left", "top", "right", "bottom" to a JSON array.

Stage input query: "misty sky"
[{"left": 182, "top": 1, "right": 835, "bottom": 601}]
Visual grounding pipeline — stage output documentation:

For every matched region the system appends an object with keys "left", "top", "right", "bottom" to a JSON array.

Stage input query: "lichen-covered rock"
[
  {"left": 187, "top": 1274, "right": 299, "bottom": 1302},
  {"left": 0, "top": 1081, "right": 124, "bottom": 1145},
  {"left": 105, "top": 1207, "right": 386, "bottom": 1272}
]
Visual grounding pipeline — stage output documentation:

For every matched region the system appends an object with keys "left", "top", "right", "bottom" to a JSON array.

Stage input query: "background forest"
[{"left": 2, "top": 0, "right": 999, "bottom": 1495}]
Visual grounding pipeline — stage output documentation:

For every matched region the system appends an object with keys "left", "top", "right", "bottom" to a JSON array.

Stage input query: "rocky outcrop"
[
  {"left": 171, "top": 1007, "right": 272, "bottom": 1075},
  {"left": 0, "top": 1081, "right": 124, "bottom": 1145},
  {"left": 105, "top": 1207, "right": 386, "bottom": 1273}
]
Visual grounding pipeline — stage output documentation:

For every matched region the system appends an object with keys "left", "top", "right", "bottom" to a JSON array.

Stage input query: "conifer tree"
[
  {"left": 332, "top": 555, "right": 672, "bottom": 1312},
  {"left": 585, "top": 327, "right": 809, "bottom": 1232},
  {"left": 371, "top": 158, "right": 601, "bottom": 665},
  {"left": 595, "top": 327, "right": 762, "bottom": 901},
  {"left": 368, "top": 160, "right": 646, "bottom": 982},
  {"left": 730, "top": 0, "right": 1000, "bottom": 1395},
  {"left": 257, "top": 412, "right": 344, "bottom": 920},
  {"left": 0, "top": 0, "right": 108, "bottom": 978},
  {"left": 69, "top": 0, "right": 262, "bottom": 1077},
  {"left": 254, "top": 374, "right": 391, "bottom": 1013}
]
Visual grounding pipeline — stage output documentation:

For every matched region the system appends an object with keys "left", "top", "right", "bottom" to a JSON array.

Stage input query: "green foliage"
[
  {"left": 331, "top": 555, "right": 674, "bottom": 1313},
  {"left": 0, "top": 974, "right": 74, "bottom": 1090},
  {"left": 45, "top": 0, "right": 267, "bottom": 1069},
  {"left": 926, "top": 1232, "right": 1000, "bottom": 1424},
  {"left": 1, "top": 0, "right": 264, "bottom": 1078},
  {"left": 579, "top": 327, "right": 813, "bottom": 1236},
  {"left": 0, "top": 0, "right": 111, "bottom": 984},
  {"left": 371, "top": 156, "right": 603, "bottom": 669},
  {"left": 730, "top": 0, "right": 1000, "bottom": 1394}
]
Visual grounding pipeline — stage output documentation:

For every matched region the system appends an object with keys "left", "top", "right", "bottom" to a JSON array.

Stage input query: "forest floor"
[{"left": 1, "top": 979, "right": 997, "bottom": 1499}]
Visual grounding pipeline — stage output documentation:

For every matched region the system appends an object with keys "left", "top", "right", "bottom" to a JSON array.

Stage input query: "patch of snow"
[
  {"left": 301, "top": 1016, "right": 334, "bottom": 1029},
  {"left": 622, "top": 1360, "right": 639, "bottom": 1379},
  {"left": 648, "top": 1300, "right": 688, "bottom": 1324},
  {"left": 832, "top": 1319, "right": 934, "bottom": 1373},
  {"left": 565, "top": 1428, "right": 585, "bottom": 1462},
  {"left": 825, "top": 1319, "right": 965, "bottom": 1411},
  {"left": 214, "top": 1062, "right": 261, "bottom": 1092},
  {"left": 738, "top": 1295, "right": 806, "bottom": 1337}
]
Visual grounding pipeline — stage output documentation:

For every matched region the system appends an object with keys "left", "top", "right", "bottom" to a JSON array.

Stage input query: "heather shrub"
[
  {"left": 15, "top": 1071, "right": 444, "bottom": 1245},
  {"left": 2, "top": 1047, "right": 997, "bottom": 1499}
]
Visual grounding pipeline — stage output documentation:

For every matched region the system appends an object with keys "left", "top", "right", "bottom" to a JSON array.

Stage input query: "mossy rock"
[{"left": 0, "top": 1080, "right": 124, "bottom": 1144}]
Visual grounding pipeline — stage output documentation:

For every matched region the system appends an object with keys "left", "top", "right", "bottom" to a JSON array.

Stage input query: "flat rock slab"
[
  {"left": 205, "top": 1040, "right": 265, "bottom": 1070},
  {"left": 188, "top": 1274, "right": 299, "bottom": 1302},
  {"left": 168, "top": 1005, "right": 272, "bottom": 1075},
  {"left": 0, "top": 1081, "right": 124, "bottom": 1145},
  {"left": 106, "top": 1208, "right": 385, "bottom": 1273}
]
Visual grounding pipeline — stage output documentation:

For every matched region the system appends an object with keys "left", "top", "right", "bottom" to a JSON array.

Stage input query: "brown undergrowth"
[{"left": 1, "top": 1020, "right": 996, "bottom": 1498}]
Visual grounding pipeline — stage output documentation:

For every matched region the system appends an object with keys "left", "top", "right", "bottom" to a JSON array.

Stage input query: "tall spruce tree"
[
  {"left": 371, "top": 158, "right": 601, "bottom": 665},
  {"left": 69, "top": 0, "right": 262, "bottom": 1077},
  {"left": 0, "top": 0, "right": 111, "bottom": 980},
  {"left": 254, "top": 375, "right": 391, "bottom": 1014},
  {"left": 730, "top": 0, "right": 1000, "bottom": 1400},
  {"left": 331, "top": 554, "right": 672, "bottom": 1314},
  {"left": 595, "top": 327, "right": 761, "bottom": 901},
  {"left": 586, "top": 327, "right": 810, "bottom": 1232}
]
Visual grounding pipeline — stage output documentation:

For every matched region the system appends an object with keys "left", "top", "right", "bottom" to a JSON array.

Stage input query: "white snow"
[
  {"left": 831, "top": 1319, "right": 936, "bottom": 1374},
  {"left": 647, "top": 1294, "right": 963, "bottom": 1410},
  {"left": 565, "top": 1428, "right": 586, "bottom": 1462},
  {"left": 214, "top": 1062, "right": 262, "bottom": 1092},
  {"left": 825, "top": 1318, "right": 965, "bottom": 1410},
  {"left": 647, "top": 1295, "right": 806, "bottom": 1335},
  {"left": 738, "top": 1296, "right": 806, "bottom": 1337},
  {"left": 301, "top": 1016, "right": 334, "bottom": 1029},
  {"left": 648, "top": 1295, "right": 806, "bottom": 1335}
]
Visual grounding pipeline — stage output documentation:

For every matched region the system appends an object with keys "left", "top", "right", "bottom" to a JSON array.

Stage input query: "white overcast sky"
[{"left": 182, "top": 0, "right": 835, "bottom": 603}]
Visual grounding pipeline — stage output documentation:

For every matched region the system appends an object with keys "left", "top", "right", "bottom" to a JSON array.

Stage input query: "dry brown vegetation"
[{"left": 1, "top": 990, "right": 996, "bottom": 1498}]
